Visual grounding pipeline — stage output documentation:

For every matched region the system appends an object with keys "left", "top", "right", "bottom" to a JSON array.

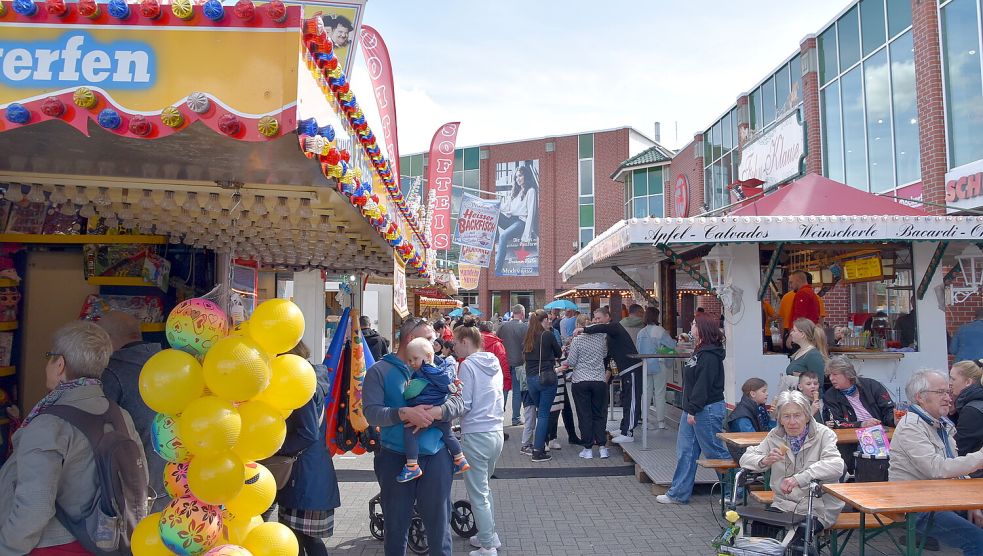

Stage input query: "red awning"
[{"left": 730, "top": 173, "right": 929, "bottom": 217}]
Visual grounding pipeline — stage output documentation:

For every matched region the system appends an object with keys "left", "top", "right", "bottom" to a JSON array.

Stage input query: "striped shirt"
[{"left": 566, "top": 333, "right": 608, "bottom": 383}]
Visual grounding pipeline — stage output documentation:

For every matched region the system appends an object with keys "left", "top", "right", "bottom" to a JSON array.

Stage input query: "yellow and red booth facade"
[{"left": 0, "top": 0, "right": 428, "bottom": 275}]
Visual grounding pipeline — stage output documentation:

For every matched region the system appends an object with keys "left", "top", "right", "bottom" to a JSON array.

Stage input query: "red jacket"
[
  {"left": 790, "top": 285, "right": 820, "bottom": 325},
  {"left": 481, "top": 331, "right": 511, "bottom": 392}
]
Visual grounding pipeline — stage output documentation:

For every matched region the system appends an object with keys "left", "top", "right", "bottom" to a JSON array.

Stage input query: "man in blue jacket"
[
  {"left": 950, "top": 308, "right": 983, "bottom": 362},
  {"left": 364, "top": 317, "right": 465, "bottom": 555}
]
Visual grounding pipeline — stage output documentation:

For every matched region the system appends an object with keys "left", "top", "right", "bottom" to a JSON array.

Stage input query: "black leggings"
[{"left": 293, "top": 530, "right": 328, "bottom": 556}]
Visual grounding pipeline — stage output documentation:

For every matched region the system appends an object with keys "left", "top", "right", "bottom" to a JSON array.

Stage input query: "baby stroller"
[
  {"left": 368, "top": 493, "right": 477, "bottom": 555},
  {"left": 713, "top": 469, "right": 824, "bottom": 556}
]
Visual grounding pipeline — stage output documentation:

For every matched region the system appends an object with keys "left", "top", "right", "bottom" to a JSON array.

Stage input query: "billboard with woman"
[{"left": 494, "top": 160, "right": 539, "bottom": 276}]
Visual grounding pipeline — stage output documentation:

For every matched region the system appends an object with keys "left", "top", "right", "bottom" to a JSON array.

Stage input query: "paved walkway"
[{"left": 324, "top": 410, "right": 961, "bottom": 555}]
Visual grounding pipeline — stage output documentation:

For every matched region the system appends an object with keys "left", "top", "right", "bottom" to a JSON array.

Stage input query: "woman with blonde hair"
[
  {"left": 950, "top": 360, "right": 983, "bottom": 467},
  {"left": 786, "top": 317, "right": 829, "bottom": 388}
]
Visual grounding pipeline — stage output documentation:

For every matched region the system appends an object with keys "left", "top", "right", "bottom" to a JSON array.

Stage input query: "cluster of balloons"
[{"left": 133, "top": 297, "right": 316, "bottom": 556}]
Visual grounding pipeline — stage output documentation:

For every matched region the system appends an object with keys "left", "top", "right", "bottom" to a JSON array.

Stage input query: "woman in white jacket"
[
  {"left": 453, "top": 318, "right": 505, "bottom": 556},
  {"left": 740, "top": 390, "right": 844, "bottom": 538}
]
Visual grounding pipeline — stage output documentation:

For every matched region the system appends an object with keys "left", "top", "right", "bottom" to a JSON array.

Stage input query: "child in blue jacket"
[{"left": 398, "top": 337, "right": 469, "bottom": 482}]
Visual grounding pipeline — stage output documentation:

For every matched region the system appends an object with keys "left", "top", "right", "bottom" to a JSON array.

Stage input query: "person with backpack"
[{"left": 0, "top": 321, "right": 148, "bottom": 554}]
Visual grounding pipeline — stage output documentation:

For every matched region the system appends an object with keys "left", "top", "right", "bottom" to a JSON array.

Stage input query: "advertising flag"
[
  {"left": 359, "top": 25, "right": 400, "bottom": 182},
  {"left": 427, "top": 122, "right": 461, "bottom": 250},
  {"left": 454, "top": 193, "right": 501, "bottom": 250},
  {"left": 458, "top": 264, "right": 481, "bottom": 291},
  {"left": 459, "top": 245, "right": 492, "bottom": 268}
]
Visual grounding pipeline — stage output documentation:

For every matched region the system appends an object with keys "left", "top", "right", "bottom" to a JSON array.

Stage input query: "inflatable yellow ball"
[
  {"left": 224, "top": 462, "right": 276, "bottom": 518},
  {"left": 242, "top": 523, "right": 299, "bottom": 556},
  {"left": 139, "top": 349, "right": 205, "bottom": 415},
  {"left": 229, "top": 321, "right": 249, "bottom": 337},
  {"left": 222, "top": 508, "right": 263, "bottom": 544},
  {"left": 247, "top": 299, "right": 305, "bottom": 356},
  {"left": 131, "top": 512, "right": 172, "bottom": 556},
  {"left": 257, "top": 354, "right": 316, "bottom": 410},
  {"left": 178, "top": 396, "right": 242, "bottom": 457},
  {"left": 187, "top": 451, "right": 245, "bottom": 505},
  {"left": 232, "top": 400, "right": 286, "bottom": 461},
  {"left": 202, "top": 336, "right": 271, "bottom": 402}
]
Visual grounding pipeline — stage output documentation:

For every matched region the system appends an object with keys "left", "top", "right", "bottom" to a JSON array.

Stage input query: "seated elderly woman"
[
  {"left": 740, "top": 390, "right": 845, "bottom": 538},
  {"left": 0, "top": 321, "right": 147, "bottom": 554},
  {"left": 822, "top": 356, "right": 895, "bottom": 475},
  {"left": 890, "top": 369, "right": 983, "bottom": 555}
]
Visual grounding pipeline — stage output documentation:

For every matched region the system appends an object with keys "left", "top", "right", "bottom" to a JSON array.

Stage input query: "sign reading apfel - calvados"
[
  {"left": 454, "top": 193, "right": 501, "bottom": 250},
  {"left": 738, "top": 112, "right": 804, "bottom": 188}
]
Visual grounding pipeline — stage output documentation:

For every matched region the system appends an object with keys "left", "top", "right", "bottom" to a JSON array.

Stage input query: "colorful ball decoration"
[
  {"left": 166, "top": 298, "right": 229, "bottom": 358},
  {"left": 163, "top": 461, "right": 192, "bottom": 499},
  {"left": 152, "top": 413, "right": 192, "bottom": 463},
  {"left": 186, "top": 92, "right": 211, "bottom": 114},
  {"left": 242, "top": 523, "right": 298, "bottom": 556},
  {"left": 108, "top": 0, "right": 130, "bottom": 19},
  {"left": 223, "top": 462, "right": 275, "bottom": 518},
  {"left": 132, "top": 512, "right": 173, "bottom": 556},
  {"left": 206, "top": 545, "right": 253, "bottom": 556},
  {"left": 129, "top": 115, "right": 152, "bottom": 136},
  {"left": 257, "top": 116, "right": 279, "bottom": 138},
  {"left": 140, "top": 349, "right": 205, "bottom": 415},
  {"left": 201, "top": 336, "right": 270, "bottom": 402},
  {"left": 77, "top": 0, "right": 100, "bottom": 18},
  {"left": 97, "top": 108, "right": 122, "bottom": 130},
  {"left": 203, "top": 0, "right": 223, "bottom": 21},
  {"left": 139, "top": 0, "right": 161, "bottom": 19},
  {"left": 13, "top": 0, "right": 39, "bottom": 16},
  {"left": 178, "top": 396, "right": 241, "bottom": 457},
  {"left": 159, "top": 497, "right": 223, "bottom": 556},
  {"left": 5, "top": 104, "right": 30, "bottom": 125},
  {"left": 233, "top": 0, "right": 254, "bottom": 20},
  {"left": 218, "top": 114, "right": 241, "bottom": 136},
  {"left": 45, "top": 0, "right": 68, "bottom": 17},
  {"left": 266, "top": 0, "right": 286, "bottom": 23},
  {"left": 187, "top": 451, "right": 245, "bottom": 505},
  {"left": 247, "top": 299, "right": 305, "bottom": 355},
  {"left": 41, "top": 97, "right": 65, "bottom": 117},
  {"left": 171, "top": 0, "right": 193, "bottom": 20},
  {"left": 258, "top": 354, "right": 316, "bottom": 411},
  {"left": 161, "top": 106, "right": 185, "bottom": 128},
  {"left": 232, "top": 400, "right": 286, "bottom": 461}
]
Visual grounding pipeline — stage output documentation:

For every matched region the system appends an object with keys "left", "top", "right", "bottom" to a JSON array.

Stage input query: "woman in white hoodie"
[{"left": 453, "top": 318, "right": 505, "bottom": 556}]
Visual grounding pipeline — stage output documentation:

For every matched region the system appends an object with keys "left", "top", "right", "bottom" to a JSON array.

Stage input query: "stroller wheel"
[
  {"left": 451, "top": 500, "right": 478, "bottom": 538},
  {"left": 369, "top": 515, "right": 385, "bottom": 541},
  {"left": 408, "top": 516, "right": 429, "bottom": 554}
]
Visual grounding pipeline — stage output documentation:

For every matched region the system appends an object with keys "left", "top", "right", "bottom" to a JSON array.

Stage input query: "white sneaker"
[
  {"left": 611, "top": 434, "right": 634, "bottom": 444},
  {"left": 469, "top": 548, "right": 498, "bottom": 556},
  {"left": 549, "top": 440, "right": 562, "bottom": 450},
  {"left": 656, "top": 494, "right": 683, "bottom": 504},
  {"left": 658, "top": 422, "right": 668, "bottom": 430},
  {"left": 598, "top": 446, "right": 610, "bottom": 459},
  {"left": 470, "top": 533, "right": 501, "bottom": 549},
  {"left": 578, "top": 448, "right": 593, "bottom": 459}
]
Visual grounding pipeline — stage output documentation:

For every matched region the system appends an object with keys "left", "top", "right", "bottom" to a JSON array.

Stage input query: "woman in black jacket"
[
  {"left": 950, "top": 360, "right": 983, "bottom": 476},
  {"left": 657, "top": 314, "right": 731, "bottom": 505},
  {"left": 522, "top": 309, "right": 562, "bottom": 462},
  {"left": 822, "top": 357, "right": 896, "bottom": 428}
]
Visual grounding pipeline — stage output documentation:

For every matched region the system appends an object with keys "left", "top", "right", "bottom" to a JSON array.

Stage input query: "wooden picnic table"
[
  {"left": 717, "top": 427, "right": 894, "bottom": 449},
  {"left": 823, "top": 479, "right": 983, "bottom": 556}
]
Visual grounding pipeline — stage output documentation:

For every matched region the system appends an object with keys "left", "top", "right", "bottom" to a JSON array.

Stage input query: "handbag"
[
  {"left": 259, "top": 454, "right": 298, "bottom": 490},
  {"left": 539, "top": 332, "right": 558, "bottom": 387}
]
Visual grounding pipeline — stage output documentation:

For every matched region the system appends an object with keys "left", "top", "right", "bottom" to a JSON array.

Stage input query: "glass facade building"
[{"left": 941, "top": 0, "right": 983, "bottom": 169}]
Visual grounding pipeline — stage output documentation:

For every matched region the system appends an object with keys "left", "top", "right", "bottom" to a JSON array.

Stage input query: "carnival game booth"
[
  {"left": 560, "top": 173, "right": 981, "bottom": 405},
  {"left": 0, "top": 3, "right": 428, "bottom": 423}
]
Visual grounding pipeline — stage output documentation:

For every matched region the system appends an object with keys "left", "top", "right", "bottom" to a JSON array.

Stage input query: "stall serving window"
[{"left": 759, "top": 242, "right": 917, "bottom": 354}]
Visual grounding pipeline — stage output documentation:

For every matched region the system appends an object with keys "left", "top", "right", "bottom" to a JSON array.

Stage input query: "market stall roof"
[
  {"left": 560, "top": 173, "right": 983, "bottom": 283},
  {"left": 730, "top": 173, "right": 929, "bottom": 217}
]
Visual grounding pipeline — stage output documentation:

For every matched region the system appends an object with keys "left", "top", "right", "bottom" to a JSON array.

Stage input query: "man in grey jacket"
[
  {"left": 497, "top": 304, "right": 528, "bottom": 426},
  {"left": 97, "top": 312, "right": 166, "bottom": 512},
  {"left": 363, "top": 317, "right": 465, "bottom": 556},
  {"left": 0, "top": 321, "right": 147, "bottom": 554}
]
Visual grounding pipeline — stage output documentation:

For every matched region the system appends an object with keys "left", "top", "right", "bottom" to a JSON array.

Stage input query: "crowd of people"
[{"left": 5, "top": 295, "right": 983, "bottom": 556}]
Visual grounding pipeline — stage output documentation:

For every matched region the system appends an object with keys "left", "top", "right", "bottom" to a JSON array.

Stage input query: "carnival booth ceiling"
[{"left": 561, "top": 173, "right": 983, "bottom": 282}]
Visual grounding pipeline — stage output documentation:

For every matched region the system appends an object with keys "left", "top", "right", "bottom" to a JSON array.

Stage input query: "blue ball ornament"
[
  {"left": 203, "top": 0, "right": 223, "bottom": 21},
  {"left": 317, "top": 124, "right": 335, "bottom": 141},
  {"left": 13, "top": 0, "right": 38, "bottom": 16},
  {"left": 97, "top": 108, "right": 122, "bottom": 130},
  {"left": 5, "top": 104, "right": 30, "bottom": 125},
  {"left": 108, "top": 0, "right": 130, "bottom": 18},
  {"left": 297, "top": 118, "right": 318, "bottom": 136}
]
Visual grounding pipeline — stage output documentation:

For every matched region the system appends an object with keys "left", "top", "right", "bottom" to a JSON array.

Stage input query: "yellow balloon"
[
  {"left": 187, "top": 451, "right": 245, "bottom": 505},
  {"left": 222, "top": 509, "right": 263, "bottom": 544},
  {"left": 224, "top": 462, "right": 276, "bottom": 518},
  {"left": 247, "top": 299, "right": 305, "bottom": 356},
  {"left": 257, "top": 354, "right": 316, "bottom": 410},
  {"left": 202, "top": 336, "right": 271, "bottom": 402},
  {"left": 229, "top": 321, "right": 250, "bottom": 337},
  {"left": 131, "top": 512, "right": 172, "bottom": 556},
  {"left": 139, "top": 349, "right": 205, "bottom": 415},
  {"left": 242, "top": 523, "right": 299, "bottom": 556},
  {"left": 232, "top": 401, "right": 286, "bottom": 461},
  {"left": 178, "top": 396, "right": 242, "bottom": 456}
]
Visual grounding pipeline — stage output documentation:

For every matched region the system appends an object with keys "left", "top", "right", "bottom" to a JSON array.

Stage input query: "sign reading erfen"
[
  {"left": 454, "top": 193, "right": 501, "bottom": 250},
  {"left": 738, "top": 112, "right": 804, "bottom": 188}
]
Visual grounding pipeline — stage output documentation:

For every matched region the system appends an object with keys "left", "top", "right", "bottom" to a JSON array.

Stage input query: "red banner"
[
  {"left": 359, "top": 25, "right": 400, "bottom": 183},
  {"left": 427, "top": 122, "right": 460, "bottom": 250}
]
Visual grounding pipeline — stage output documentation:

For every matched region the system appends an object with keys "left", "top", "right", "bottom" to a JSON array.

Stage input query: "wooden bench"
[
  {"left": 749, "top": 490, "right": 774, "bottom": 505},
  {"left": 696, "top": 459, "right": 738, "bottom": 516},
  {"left": 830, "top": 513, "right": 895, "bottom": 530},
  {"left": 696, "top": 458, "right": 737, "bottom": 470}
]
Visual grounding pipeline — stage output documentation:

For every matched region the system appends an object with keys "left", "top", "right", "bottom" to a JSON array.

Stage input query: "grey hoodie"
[
  {"left": 458, "top": 351, "right": 505, "bottom": 434},
  {"left": 620, "top": 315, "right": 645, "bottom": 346}
]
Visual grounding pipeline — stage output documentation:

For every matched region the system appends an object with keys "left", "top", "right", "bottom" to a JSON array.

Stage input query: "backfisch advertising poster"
[{"left": 494, "top": 160, "right": 539, "bottom": 276}]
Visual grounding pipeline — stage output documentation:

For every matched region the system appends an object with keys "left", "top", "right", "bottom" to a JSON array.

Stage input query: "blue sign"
[{"left": 0, "top": 32, "right": 156, "bottom": 89}]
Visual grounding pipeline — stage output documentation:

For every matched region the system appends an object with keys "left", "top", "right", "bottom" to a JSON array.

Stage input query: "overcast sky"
[{"left": 347, "top": 0, "right": 849, "bottom": 159}]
